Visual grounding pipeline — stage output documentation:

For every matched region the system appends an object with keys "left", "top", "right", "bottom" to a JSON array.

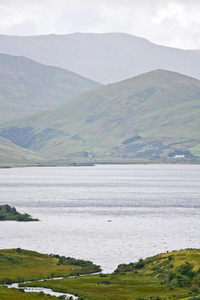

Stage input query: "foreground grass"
[
  {"left": 25, "top": 273, "right": 189, "bottom": 300},
  {"left": 0, "top": 248, "right": 101, "bottom": 283},
  {"left": 0, "top": 248, "right": 100, "bottom": 299},
  {"left": 1, "top": 248, "right": 200, "bottom": 300},
  {"left": 0, "top": 285, "right": 58, "bottom": 300},
  {"left": 24, "top": 249, "right": 200, "bottom": 300}
]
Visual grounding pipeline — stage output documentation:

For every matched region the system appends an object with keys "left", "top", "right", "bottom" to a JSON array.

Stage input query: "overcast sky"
[{"left": 0, "top": 0, "right": 200, "bottom": 49}]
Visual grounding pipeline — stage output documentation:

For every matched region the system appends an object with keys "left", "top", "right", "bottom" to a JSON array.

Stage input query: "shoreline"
[{"left": 1, "top": 159, "right": 200, "bottom": 169}]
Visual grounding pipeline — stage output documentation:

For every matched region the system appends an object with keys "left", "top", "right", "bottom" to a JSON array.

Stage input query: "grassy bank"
[
  {"left": 0, "top": 286, "right": 59, "bottom": 300},
  {"left": 0, "top": 248, "right": 101, "bottom": 299},
  {"left": 1, "top": 156, "right": 200, "bottom": 169},
  {"left": 1, "top": 248, "right": 200, "bottom": 299},
  {"left": 23, "top": 249, "right": 200, "bottom": 300},
  {"left": 0, "top": 248, "right": 101, "bottom": 283}
]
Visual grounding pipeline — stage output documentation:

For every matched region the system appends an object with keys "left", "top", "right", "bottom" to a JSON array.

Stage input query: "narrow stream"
[{"left": 4, "top": 277, "right": 78, "bottom": 299}]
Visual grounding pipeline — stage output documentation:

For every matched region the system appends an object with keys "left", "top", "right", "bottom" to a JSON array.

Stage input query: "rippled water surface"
[{"left": 0, "top": 165, "right": 199, "bottom": 272}]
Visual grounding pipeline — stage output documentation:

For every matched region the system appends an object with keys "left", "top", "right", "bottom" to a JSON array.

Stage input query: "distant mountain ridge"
[
  {"left": 1, "top": 69, "right": 200, "bottom": 161},
  {"left": 0, "top": 33, "right": 200, "bottom": 83},
  {"left": 0, "top": 53, "right": 101, "bottom": 123}
]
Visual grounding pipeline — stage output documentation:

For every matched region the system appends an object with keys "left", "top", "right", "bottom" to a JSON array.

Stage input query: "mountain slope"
[
  {"left": 0, "top": 53, "right": 101, "bottom": 123},
  {"left": 0, "top": 136, "right": 46, "bottom": 164},
  {"left": 1, "top": 70, "right": 200, "bottom": 160},
  {"left": 0, "top": 33, "right": 200, "bottom": 83}
]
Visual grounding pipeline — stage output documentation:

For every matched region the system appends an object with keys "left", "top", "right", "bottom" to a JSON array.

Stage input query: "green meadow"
[
  {"left": 0, "top": 249, "right": 101, "bottom": 283},
  {"left": 0, "top": 248, "right": 200, "bottom": 300},
  {"left": 21, "top": 249, "right": 200, "bottom": 300},
  {"left": 0, "top": 286, "right": 59, "bottom": 300}
]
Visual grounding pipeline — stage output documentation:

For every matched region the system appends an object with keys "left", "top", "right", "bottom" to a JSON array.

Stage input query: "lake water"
[{"left": 0, "top": 165, "right": 199, "bottom": 273}]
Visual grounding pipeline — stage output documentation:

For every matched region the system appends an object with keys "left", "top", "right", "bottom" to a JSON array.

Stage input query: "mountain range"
[
  {"left": 0, "top": 53, "right": 101, "bottom": 123},
  {"left": 1, "top": 69, "right": 200, "bottom": 163},
  {"left": 1, "top": 33, "right": 200, "bottom": 83}
]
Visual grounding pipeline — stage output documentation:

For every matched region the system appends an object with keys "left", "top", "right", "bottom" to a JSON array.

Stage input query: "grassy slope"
[
  {"left": 0, "top": 53, "right": 101, "bottom": 123},
  {"left": 0, "top": 249, "right": 80, "bottom": 282},
  {"left": 0, "top": 248, "right": 100, "bottom": 300},
  {"left": 0, "top": 136, "right": 46, "bottom": 164},
  {"left": 191, "top": 144, "right": 200, "bottom": 157},
  {"left": 0, "top": 286, "right": 58, "bottom": 300},
  {"left": 1, "top": 70, "right": 200, "bottom": 160},
  {"left": 0, "top": 249, "right": 100, "bottom": 283},
  {"left": 24, "top": 249, "right": 200, "bottom": 300}
]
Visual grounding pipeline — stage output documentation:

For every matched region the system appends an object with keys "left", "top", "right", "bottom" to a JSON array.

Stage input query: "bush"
[
  {"left": 2, "top": 277, "right": 13, "bottom": 284},
  {"left": 114, "top": 258, "right": 146, "bottom": 273},
  {"left": 99, "top": 274, "right": 107, "bottom": 277},
  {"left": 177, "top": 274, "right": 190, "bottom": 287},
  {"left": 56, "top": 255, "right": 101, "bottom": 273},
  {"left": 18, "top": 276, "right": 24, "bottom": 283},
  {"left": 178, "top": 262, "right": 195, "bottom": 277},
  {"left": 134, "top": 259, "right": 145, "bottom": 269},
  {"left": 190, "top": 285, "right": 199, "bottom": 293},
  {"left": 101, "top": 280, "right": 111, "bottom": 285}
]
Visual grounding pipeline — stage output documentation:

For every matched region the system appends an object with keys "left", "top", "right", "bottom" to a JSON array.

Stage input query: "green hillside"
[
  {"left": 0, "top": 248, "right": 101, "bottom": 283},
  {"left": 0, "top": 248, "right": 101, "bottom": 299},
  {"left": 0, "top": 53, "right": 101, "bottom": 123},
  {"left": 1, "top": 69, "right": 200, "bottom": 162},
  {"left": 0, "top": 248, "right": 199, "bottom": 300},
  {"left": 0, "top": 136, "right": 46, "bottom": 165},
  {"left": 21, "top": 249, "right": 200, "bottom": 300}
]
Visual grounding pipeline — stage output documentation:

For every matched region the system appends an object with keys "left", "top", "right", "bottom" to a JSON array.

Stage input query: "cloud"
[
  {"left": 0, "top": 0, "right": 200, "bottom": 49},
  {"left": 7, "top": 21, "right": 37, "bottom": 35}
]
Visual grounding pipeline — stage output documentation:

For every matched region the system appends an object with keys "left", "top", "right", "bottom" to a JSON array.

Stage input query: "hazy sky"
[{"left": 0, "top": 0, "right": 200, "bottom": 49}]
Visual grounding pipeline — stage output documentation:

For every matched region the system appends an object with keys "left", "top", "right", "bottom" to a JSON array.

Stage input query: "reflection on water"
[{"left": 0, "top": 165, "right": 200, "bottom": 272}]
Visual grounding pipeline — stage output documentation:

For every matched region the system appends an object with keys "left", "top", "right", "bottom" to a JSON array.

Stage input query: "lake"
[{"left": 0, "top": 164, "right": 199, "bottom": 272}]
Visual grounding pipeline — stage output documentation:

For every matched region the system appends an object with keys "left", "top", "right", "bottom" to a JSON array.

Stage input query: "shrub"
[
  {"left": 99, "top": 274, "right": 107, "bottom": 277},
  {"left": 2, "top": 277, "right": 13, "bottom": 284},
  {"left": 177, "top": 274, "right": 190, "bottom": 287},
  {"left": 178, "top": 262, "right": 195, "bottom": 278},
  {"left": 101, "top": 280, "right": 111, "bottom": 285},
  {"left": 190, "top": 285, "right": 199, "bottom": 293},
  {"left": 134, "top": 259, "right": 145, "bottom": 269},
  {"left": 18, "top": 276, "right": 24, "bottom": 283}
]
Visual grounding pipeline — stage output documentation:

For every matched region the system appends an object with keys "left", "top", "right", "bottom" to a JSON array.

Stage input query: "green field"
[
  {"left": 0, "top": 248, "right": 101, "bottom": 299},
  {"left": 191, "top": 144, "right": 200, "bottom": 157},
  {"left": 0, "top": 249, "right": 101, "bottom": 284},
  {"left": 0, "top": 248, "right": 199, "bottom": 300},
  {"left": 0, "top": 249, "right": 200, "bottom": 300},
  {"left": 0, "top": 285, "right": 59, "bottom": 300},
  {"left": 23, "top": 249, "right": 200, "bottom": 300}
]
